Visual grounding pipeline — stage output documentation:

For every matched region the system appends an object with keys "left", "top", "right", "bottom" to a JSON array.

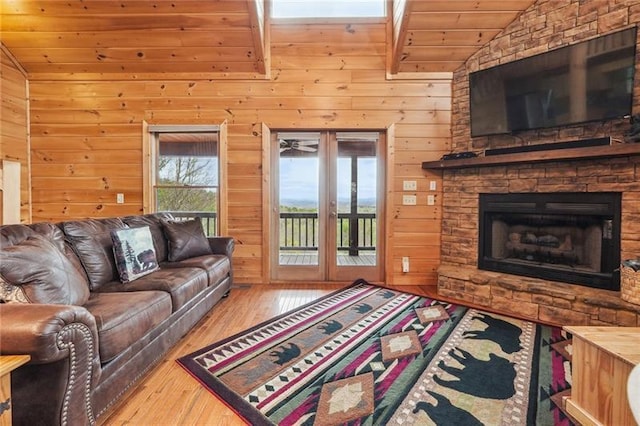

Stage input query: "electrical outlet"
[
  {"left": 402, "top": 257, "right": 410, "bottom": 273},
  {"left": 402, "top": 195, "right": 417, "bottom": 205},
  {"left": 429, "top": 180, "right": 437, "bottom": 191},
  {"left": 427, "top": 195, "right": 435, "bottom": 205},
  {"left": 116, "top": 193, "right": 125, "bottom": 204},
  {"left": 403, "top": 180, "right": 417, "bottom": 191}
]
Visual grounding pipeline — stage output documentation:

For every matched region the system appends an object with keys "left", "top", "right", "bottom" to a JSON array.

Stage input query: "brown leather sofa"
[{"left": 0, "top": 213, "right": 234, "bottom": 425}]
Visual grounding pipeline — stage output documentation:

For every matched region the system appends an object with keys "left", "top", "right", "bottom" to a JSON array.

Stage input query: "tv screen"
[{"left": 469, "top": 27, "right": 637, "bottom": 137}]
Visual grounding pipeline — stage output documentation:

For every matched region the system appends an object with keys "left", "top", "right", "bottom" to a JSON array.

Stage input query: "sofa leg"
[{"left": 222, "top": 290, "right": 231, "bottom": 298}]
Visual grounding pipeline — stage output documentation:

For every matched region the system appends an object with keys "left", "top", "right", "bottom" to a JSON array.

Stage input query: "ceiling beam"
[
  {"left": 248, "top": 0, "right": 267, "bottom": 75},
  {"left": 390, "top": 0, "right": 413, "bottom": 75}
]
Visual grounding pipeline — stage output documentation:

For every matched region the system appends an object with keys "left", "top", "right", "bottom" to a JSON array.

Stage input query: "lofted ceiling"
[
  {"left": 0, "top": 0, "right": 536, "bottom": 80},
  {"left": 0, "top": 0, "right": 267, "bottom": 80},
  {"left": 390, "top": 0, "right": 537, "bottom": 73}
]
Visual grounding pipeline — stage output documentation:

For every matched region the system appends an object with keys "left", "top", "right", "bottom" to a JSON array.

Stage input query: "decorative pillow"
[
  {"left": 161, "top": 218, "right": 212, "bottom": 262},
  {"left": 122, "top": 214, "right": 171, "bottom": 262},
  {"left": 0, "top": 275, "right": 29, "bottom": 303},
  {"left": 111, "top": 226, "right": 160, "bottom": 283},
  {"left": 0, "top": 235, "right": 90, "bottom": 305}
]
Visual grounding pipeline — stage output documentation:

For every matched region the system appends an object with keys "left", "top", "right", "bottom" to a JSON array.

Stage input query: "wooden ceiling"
[
  {"left": 0, "top": 0, "right": 536, "bottom": 80},
  {"left": 391, "top": 0, "right": 537, "bottom": 73},
  {"left": 0, "top": 0, "right": 266, "bottom": 80}
]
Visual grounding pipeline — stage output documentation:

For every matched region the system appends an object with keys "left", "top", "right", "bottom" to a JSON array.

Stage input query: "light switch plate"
[
  {"left": 429, "top": 180, "right": 437, "bottom": 191},
  {"left": 403, "top": 180, "right": 417, "bottom": 191},
  {"left": 402, "top": 195, "right": 417, "bottom": 205},
  {"left": 427, "top": 195, "right": 435, "bottom": 205},
  {"left": 116, "top": 193, "right": 125, "bottom": 204},
  {"left": 402, "top": 257, "right": 410, "bottom": 273}
]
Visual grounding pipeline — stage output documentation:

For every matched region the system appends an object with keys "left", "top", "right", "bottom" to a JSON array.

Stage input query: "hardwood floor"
[{"left": 98, "top": 283, "right": 434, "bottom": 425}]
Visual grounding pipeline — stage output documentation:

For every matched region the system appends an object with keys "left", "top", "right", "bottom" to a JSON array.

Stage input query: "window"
[
  {"left": 149, "top": 126, "right": 219, "bottom": 236},
  {"left": 271, "top": 0, "right": 385, "bottom": 19}
]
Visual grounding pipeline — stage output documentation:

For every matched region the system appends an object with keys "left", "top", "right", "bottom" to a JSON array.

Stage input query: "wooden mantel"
[{"left": 422, "top": 143, "right": 640, "bottom": 170}]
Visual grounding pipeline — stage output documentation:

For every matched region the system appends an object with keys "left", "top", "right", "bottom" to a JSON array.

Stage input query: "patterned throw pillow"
[
  {"left": 111, "top": 226, "right": 159, "bottom": 283},
  {"left": 0, "top": 275, "right": 29, "bottom": 303}
]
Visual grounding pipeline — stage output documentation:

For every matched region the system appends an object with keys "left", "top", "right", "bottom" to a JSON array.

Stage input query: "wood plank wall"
[
  {"left": 23, "top": 23, "right": 451, "bottom": 285},
  {"left": 0, "top": 47, "right": 30, "bottom": 224}
]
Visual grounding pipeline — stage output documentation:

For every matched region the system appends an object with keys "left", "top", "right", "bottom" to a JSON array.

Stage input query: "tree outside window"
[{"left": 155, "top": 132, "right": 219, "bottom": 236}]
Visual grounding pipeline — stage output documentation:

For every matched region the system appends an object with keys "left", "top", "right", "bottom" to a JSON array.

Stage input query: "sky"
[
  {"left": 271, "top": 0, "right": 385, "bottom": 19},
  {"left": 279, "top": 157, "right": 377, "bottom": 206},
  {"left": 159, "top": 155, "right": 377, "bottom": 206}
]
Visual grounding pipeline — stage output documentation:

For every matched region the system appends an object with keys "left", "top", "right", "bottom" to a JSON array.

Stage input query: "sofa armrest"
[
  {"left": 0, "top": 303, "right": 101, "bottom": 425},
  {"left": 207, "top": 236, "right": 235, "bottom": 257},
  {"left": 0, "top": 303, "right": 99, "bottom": 364}
]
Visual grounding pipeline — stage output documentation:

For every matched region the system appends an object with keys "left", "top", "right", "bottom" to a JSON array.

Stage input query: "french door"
[{"left": 271, "top": 130, "right": 384, "bottom": 282}]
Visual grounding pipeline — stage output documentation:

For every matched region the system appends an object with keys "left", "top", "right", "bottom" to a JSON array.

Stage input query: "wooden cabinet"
[
  {"left": 0, "top": 356, "right": 30, "bottom": 426},
  {"left": 564, "top": 326, "right": 640, "bottom": 426}
]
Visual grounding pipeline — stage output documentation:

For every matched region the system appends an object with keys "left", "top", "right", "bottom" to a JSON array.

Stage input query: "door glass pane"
[
  {"left": 156, "top": 132, "right": 219, "bottom": 235},
  {"left": 336, "top": 134, "right": 377, "bottom": 267},
  {"left": 278, "top": 133, "right": 320, "bottom": 266}
]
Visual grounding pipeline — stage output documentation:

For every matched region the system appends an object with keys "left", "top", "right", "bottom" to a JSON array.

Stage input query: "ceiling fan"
[{"left": 279, "top": 139, "right": 318, "bottom": 153}]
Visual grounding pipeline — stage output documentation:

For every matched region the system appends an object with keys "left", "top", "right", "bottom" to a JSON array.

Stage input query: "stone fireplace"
[
  {"left": 429, "top": 153, "right": 640, "bottom": 326},
  {"left": 478, "top": 192, "right": 621, "bottom": 291},
  {"left": 430, "top": 0, "right": 640, "bottom": 326}
]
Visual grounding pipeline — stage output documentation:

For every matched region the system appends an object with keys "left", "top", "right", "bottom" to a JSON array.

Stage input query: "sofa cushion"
[
  {"left": 0, "top": 223, "right": 37, "bottom": 247},
  {"left": 62, "top": 218, "right": 126, "bottom": 290},
  {"left": 0, "top": 224, "right": 89, "bottom": 297},
  {"left": 111, "top": 226, "right": 160, "bottom": 283},
  {"left": 29, "top": 222, "right": 67, "bottom": 252},
  {"left": 163, "top": 255, "right": 230, "bottom": 286},
  {"left": 83, "top": 291, "right": 172, "bottom": 362},
  {"left": 29, "top": 223, "right": 88, "bottom": 279},
  {"left": 95, "top": 267, "right": 208, "bottom": 312},
  {"left": 122, "top": 213, "right": 172, "bottom": 263},
  {"left": 161, "top": 218, "right": 212, "bottom": 262},
  {"left": 0, "top": 225, "right": 57, "bottom": 304},
  {"left": 0, "top": 235, "right": 90, "bottom": 305}
]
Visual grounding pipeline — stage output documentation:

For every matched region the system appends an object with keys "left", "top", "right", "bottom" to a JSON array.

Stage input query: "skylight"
[{"left": 271, "top": 0, "right": 386, "bottom": 19}]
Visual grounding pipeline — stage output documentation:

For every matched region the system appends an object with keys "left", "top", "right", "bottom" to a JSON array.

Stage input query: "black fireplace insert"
[{"left": 478, "top": 192, "right": 621, "bottom": 290}]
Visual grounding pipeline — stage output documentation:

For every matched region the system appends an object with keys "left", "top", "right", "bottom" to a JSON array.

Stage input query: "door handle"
[{"left": 330, "top": 211, "right": 337, "bottom": 217}]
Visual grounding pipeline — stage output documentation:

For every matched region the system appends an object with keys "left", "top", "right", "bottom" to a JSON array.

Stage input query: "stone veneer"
[
  {"left": 439, "top": 0, "right": 640, "bottom": 326},
  {"left": 438, "top": 159, "right": 640, "bottom": 326}
]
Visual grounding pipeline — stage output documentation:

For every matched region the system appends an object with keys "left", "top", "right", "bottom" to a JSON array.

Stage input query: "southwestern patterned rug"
[{"left": 177, "top": 280, "right": 574, "bottom": 425}]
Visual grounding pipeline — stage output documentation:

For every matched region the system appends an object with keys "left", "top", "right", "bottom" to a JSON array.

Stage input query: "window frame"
[{"left": 143, "top": 123, "right": 227, "bottom": 236}]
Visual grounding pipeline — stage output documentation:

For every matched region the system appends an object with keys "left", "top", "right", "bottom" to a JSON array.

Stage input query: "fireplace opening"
[{"left": 478, "top": 193, "right": 621, "bottom": 290}]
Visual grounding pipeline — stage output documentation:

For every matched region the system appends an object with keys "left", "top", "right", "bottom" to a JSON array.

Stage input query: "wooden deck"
[{"left": 279, "top": 252, "right": 377, "bottom": 266}]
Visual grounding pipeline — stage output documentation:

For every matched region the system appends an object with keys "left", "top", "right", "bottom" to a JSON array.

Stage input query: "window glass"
[
  {"left": 155, "top": 132, "right": 219, "bottom": 236},
  {"left": 271, "top": 0, "right": 385, "bottom": 19}
]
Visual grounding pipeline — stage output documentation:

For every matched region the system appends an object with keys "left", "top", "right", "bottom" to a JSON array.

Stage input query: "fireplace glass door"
[{"left": 478, "top": 192, "right": 621, "bottom": 290}]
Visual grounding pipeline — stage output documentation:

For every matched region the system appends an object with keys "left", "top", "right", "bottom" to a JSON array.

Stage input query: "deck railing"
[
  {"left": 164, "top": 211, "right": 376, "bottom": 255},
  {"left": 279, "top": 212, "right": 376, "bottom": 255}
]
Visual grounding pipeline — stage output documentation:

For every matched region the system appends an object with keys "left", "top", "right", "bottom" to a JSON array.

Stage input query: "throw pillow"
[
  {"left": 0, "top": 235, "right": 91, "bottom": 305},
  {"left": 161, "top": 218, "right": 212, "bottom": 262},
  {"left": 0, "top": 275, "right": 29, "bottom": 303},
  {"left": 122, "top": 214, "right": 171, "bottom": 262},
  {"left": 111, "top": 226, "right": 160, "bottom": 283}
]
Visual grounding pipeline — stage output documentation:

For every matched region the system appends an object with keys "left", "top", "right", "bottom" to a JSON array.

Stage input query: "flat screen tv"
[{"left": 469, "top": 27, "right": 637, "bottom": 137}]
